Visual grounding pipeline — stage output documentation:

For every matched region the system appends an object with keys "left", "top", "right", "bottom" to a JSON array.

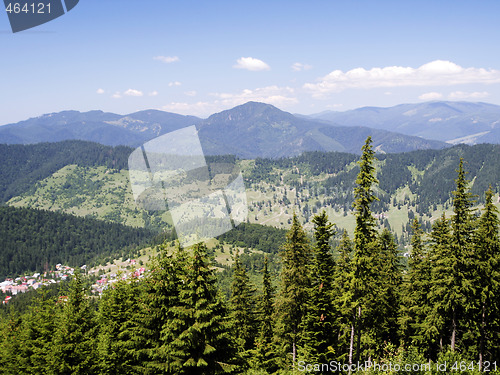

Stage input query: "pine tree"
[
  {"left": 426, "top": 213, "right": 453, "bottom": 356},
  {"left": 473, "top": 186, "right": 500, "bottom": 369},
  {"left": 333, "top": 230, "right": 353, "bottom": 362},
  {"left": 254, "top": 256, "right": 277, "bottom": 373},
  {"left": 229, "top": 254, "right": 258, "bottom": 364},
  {"left": 400, "top": 218, "right": 432, "bottom": 353},
  {"left": 349, "top": 136, "right": 380, "bottom": 363},
  {"left": 373, "top": 228, "right": 402, "bottom": 349},
  {"left": 18, "top": 291, "right": 58, "bottom": 374},
  {"left": 134, "top": 243, "right": 188, "bottom": 373},
  {"left": 275, "top": 213, "right": 311, "bottom": 369},
  {"left": 97, "top": 279, "right": 142, "bottom": 374},
  {"left": 0, "top": 312, "right": 24, "bottom": 374},
  {"left": 50, "top": 270, "right": 97, "bottom": 374},
  {"left": 164, "top": 243, "right": 235, "bottom": 374},
  {"left": 448, "top": 158, "right": 475, "bottom": 351},
  {"left": 301, "top": 210, "right": 336, "bottom": 364}
]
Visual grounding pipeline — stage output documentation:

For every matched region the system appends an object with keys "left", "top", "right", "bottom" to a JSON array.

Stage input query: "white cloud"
[
  {"left": 212, "top": 86, "right": 297, "bottom": 107},
  {"left": 124, "top": 89, "right": 144, "bottom": 97},
  {"left": 161, "top": 102, "right": 214, "bottom": 116},
  {"left": 419, "top": 92, "right": 443, "bottom": 100},
  {"left": 448, "top": 91, "right": 489, "bottom": 100},
  {"left": 304, "top": 60, "right": 500, "bottom": 97},
  {"left": 233, "top": 57, "right": 270, "bottom": 71},
  {"left": 161, "top": 86, "right": 297, "bottom": 117},
  {"left": 96, "top": 88, "right": 105, "bottom": 94},
  {"left": 112, "top": 92, "right": 122, "bottom": 99},
  {"left": 169, "top": 81, "right": 182, "bottom": 87},
  {"left": 154, "top": 56, "right": 180, "bottom": 63},
  {"left": 291, "top": 62, "right": 312, "bottom": 72},
  {"left": 184, "top": 90, "right": 197, "bottom": 97},
  {"left": 149, "top": 91, "right": 159, "bottom": 96}
]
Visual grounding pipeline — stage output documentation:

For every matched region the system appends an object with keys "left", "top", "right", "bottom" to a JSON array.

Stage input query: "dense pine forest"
[
  {"left": 0, "top": 206, "right": 157, "bottom": 278},
  {"left": 1, "top": 137, "right": 500, "bottom": 374}
]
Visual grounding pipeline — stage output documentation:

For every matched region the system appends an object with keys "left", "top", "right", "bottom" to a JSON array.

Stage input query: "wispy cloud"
[
  {"left": 149, "top": 91, "right": 159, "bottom": 96},
  {"left": 111, "top": 89, "right": 144, "bottom": 98},
  {"left": 233, "top": 57, "right": 270, "bottom": 71},
  {"left": 154, "top": 56, "right": 180, "bottom": 63},
  {"left": 291, "top": 62, "right": 312, "bottom": 72},
  {"left": 96, "top": 88, "right": 105, "bottom": 94},
  {"left": 162, "top": 101, "right": 213, "bottom": 115},
  {"left": 419, "top": 92, "right": 443, "bottom": 100},
  {"left": 304, "top": 60, "right": 500, "bottom": 97},
  {"left": 161, "top": 86, "right": 297, "bottom": 117},
  {"left": 169, "top": 81, "right": 182, "bottom": 87},
  {"left": 124, "top": 89, "right": 144, "bottom": 97},
  {"left": 184, "top": 90, "right": 197, "bottom": 97},
  {"left": 212, "top": 85, "right": 297, "bottom": 107},
  {"left": 448, "top": 91, "right": 489, "bottom": 100}
]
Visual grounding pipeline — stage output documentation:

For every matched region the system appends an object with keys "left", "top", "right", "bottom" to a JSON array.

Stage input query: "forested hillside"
[
  {"left": 1, "top": 137, "right": 499, "bottom": 374},
  {"left": 0, "top": 141, "right": 132, "bottom": 202},
  {"left": 0, "top": 206, "right": 156, "bottom": 278},
  {"left": 3, "top": 141, "right": 500, "bottom": 249}
]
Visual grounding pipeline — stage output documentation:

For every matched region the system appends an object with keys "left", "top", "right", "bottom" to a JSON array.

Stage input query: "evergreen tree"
[
  {"left": 254, "top": 256, "right": 277, "bottom": 373},
  {"left": 301, "top": 211, "right": 336, "bottom": 365},
  {"left": 229, "top": 254, "right": 258, "bottom": 364},
  {"left": 400, "top": 218, "right": 432, "bottom": 353},
  {"left": 448, "top": 159, "right": 476, "bottom": 351},
  {"left": 164, "top": 243, "right": 235, "bottom": 374},
  {"left": 275, "top": 213, "right": 311, "bottom": 368},
  {"left": 50, "top": 270, "right": 97, "bottom": 374},
  {"left": 333, "top": 230, "right": 353, "bottom": 361},
  {"left": 349, "top": 136, "right": 380, "bottom": 363},
  {"left": 473, "top": 186, "right": 500, "bottom": 369},
  {"left": 18, "top": 291, "right": 58, "bottom": 374},
  {"left": 133, "top": 243, "right": 188, "bottom": 374},
  {"left": 0, "top": 312, "right": 24, "bottom": 375},
  {"left": 373, "top": 228, "right": 402, "bottom": 348},
  {"left": 426, "top": 213, "right": 453, "bottom": 357},
  {"left": 97, "top": 279, "right": 142, "bottom": 374}
]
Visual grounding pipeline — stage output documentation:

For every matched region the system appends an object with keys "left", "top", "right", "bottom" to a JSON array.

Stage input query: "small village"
[{"left": 1, "top": 260, "right": 147, "bottom": 304}]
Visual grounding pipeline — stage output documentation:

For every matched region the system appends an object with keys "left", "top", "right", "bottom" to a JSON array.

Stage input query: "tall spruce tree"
[
  {"left": 254, "top": 256, "right": 277, "bottom": 373},
  {"left": 426, "top": 213, "right": 453, "bottom": 357},
  {"left": 373, "top": 228, "right": 402, "bottom": 350},
  {"left": 349, "top": 136, "right": 379, "bottom": 364},
  {"left": 17, "top": 291, "right": 58, "bottom": 374},
  {"left": 97, "top": 279, "right": 142, "bottom": 374},
  {"left": 134, "top": 243, "right": 188, "bottom": 374},
  {"left": 275, "top": 213, "right": 311, "bottom": 368},
  {"left": 0, "top": 312, "right": 24, "bottom": 374},
  {"left": 400, "top": 218, "right": 432, "bottom": 353},
  {"left": 473, "top": 186, "right": 500, "bottom": 369},
  {"left": 229, "top": 254, "right": 258, "bottom": 363},
  {"left": 164, "top": 243, "right": 235, "bottom": 374},
  {"left": 448, "top": 158, "right": 475, "bottom": 351},
  {"left": 333, "top": 230, "right": 354, "bottom": 361},
  {"left": 50, "top": 270, "right": 97, "bottom": 374},
  {"left": 301, "top": 211, "right": 336, "bottom": 365}
]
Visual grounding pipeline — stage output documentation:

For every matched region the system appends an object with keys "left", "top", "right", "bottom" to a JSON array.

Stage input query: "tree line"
[{"left": 1, "top": 137, "right": 499, "bottom": 374}]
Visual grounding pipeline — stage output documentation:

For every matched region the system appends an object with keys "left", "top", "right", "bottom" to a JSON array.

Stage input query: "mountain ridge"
[
  {"left": 309, "top": 101, "right": 500, "bottom": 144},
  {"left": 0, "top": 101, "right": 449, "bottom": 157}
]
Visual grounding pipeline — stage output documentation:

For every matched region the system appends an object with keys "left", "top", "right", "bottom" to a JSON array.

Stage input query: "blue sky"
[{"left": 1, "top": 0, "right": 500, "bottom": 124}]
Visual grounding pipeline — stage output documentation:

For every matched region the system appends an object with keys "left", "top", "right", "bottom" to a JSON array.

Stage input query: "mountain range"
[
  {"left": 309, "top": 101, "right": 500, "bottom": 145},
  {"left": 0, "top": 102, "right": 450, "bottom": 157}
]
